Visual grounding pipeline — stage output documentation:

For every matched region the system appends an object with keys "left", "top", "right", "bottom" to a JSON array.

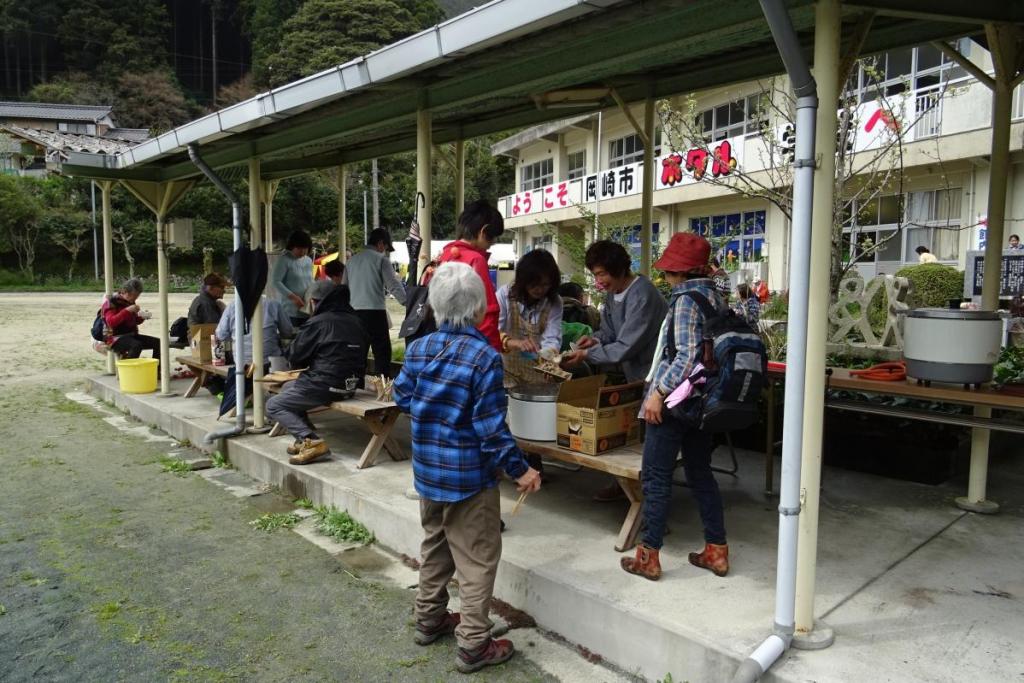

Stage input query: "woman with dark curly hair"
[{"left": 496, "top": 248, "right": 563, "bottom": 385}]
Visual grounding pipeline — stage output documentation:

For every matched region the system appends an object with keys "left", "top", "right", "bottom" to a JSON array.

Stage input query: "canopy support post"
[
  {"left": 455, "top": 139, "right": 466, "bottom": 217},
  {"left": 956, "top": 23, "right": 1024, "bottom": 514},
  {"left": 640, "top": 86, "right": 655, "bottom": 278},
  {"left": 249, "top": 158, "right": 266, "bottom": 429},
  {"left": 792, "top": 0, "right": 841, "bottom": 652},
  {"left": 417, "top": 107, "right": 433, "bottom": 270},
  {"left": 100, "top": 180, "right": 116, "bottom": 375},
  {"left": 337, "top": 165, "right": 347, "bottom": 262}
]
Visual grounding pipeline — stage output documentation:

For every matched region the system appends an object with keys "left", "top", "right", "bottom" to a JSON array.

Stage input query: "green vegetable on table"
[{"left": 993, "top": 346, "right": 1024, "bottom": 388}]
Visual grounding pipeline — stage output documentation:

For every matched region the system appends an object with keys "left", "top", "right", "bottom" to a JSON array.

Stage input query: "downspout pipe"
[
  {"left": 732, "top": 2, "right": 817, "bottom": 681},
  {"left": 187, "top": 143, "right": 248, "bottom": 444}
]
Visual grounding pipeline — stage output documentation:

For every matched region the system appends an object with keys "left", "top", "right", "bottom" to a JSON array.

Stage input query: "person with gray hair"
[
  {"left": 99, "top": 277, "right": 160, "bottom": 362},
  {"left": 393, "top": 261, "right": 541, "bottom": 673}
]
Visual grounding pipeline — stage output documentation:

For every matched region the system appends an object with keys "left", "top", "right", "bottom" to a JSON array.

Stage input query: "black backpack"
[
  {"left": 90, "top": 309, "right": 105, "bottom": 341},
  {"left": 666, "top": 290, "right": 767, "bottom": 433}
]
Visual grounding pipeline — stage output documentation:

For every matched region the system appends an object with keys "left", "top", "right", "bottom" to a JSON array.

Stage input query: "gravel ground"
[{"left": 0, "top": 292, "right": 557, "bottom": 682}]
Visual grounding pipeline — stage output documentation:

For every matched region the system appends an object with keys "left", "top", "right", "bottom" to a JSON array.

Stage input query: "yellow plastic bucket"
[{"left": 116, "top": 358, "right": 159, "bottom": 394}]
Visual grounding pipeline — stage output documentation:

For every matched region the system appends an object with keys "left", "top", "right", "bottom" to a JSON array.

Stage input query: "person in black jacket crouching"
[{"left": 266, "top": 285, "right": 370, "bottom": 465}]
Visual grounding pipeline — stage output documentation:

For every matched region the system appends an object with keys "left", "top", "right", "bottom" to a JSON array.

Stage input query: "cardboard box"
[
  {"left": 556, "top": 375, "right": 645, "bottom": 455},
  {"left": 188, "top": 324, "right": 217, "bottom": 364}
]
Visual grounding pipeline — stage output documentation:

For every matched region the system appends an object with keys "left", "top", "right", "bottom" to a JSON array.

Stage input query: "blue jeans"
[{"left": 640, "top": 413, "right": 726, "bottom": 549}]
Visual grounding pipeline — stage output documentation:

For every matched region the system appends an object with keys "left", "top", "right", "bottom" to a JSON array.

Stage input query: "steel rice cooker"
[
  {"left": 507, "top": 383, "right": 560, "bottom": 441},
  {"left": 903, "top": 308, "right": 1003, "bottom": 385}
]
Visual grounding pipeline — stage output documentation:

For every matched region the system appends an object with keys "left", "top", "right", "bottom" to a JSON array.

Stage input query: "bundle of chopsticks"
[{"left": 367, "top": 374, "right": 395, "bottom": 402}]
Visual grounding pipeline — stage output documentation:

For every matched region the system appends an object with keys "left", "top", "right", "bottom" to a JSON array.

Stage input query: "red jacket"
[
  {"left": 101, "top": 294, "right": 143, "bottom": 340},
  {"left": 439, "top": 240, "right": 501, "bottom": 352}
]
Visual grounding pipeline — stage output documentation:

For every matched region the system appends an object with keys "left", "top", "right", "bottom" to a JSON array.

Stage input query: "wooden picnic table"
[
  {"left": 176, "top": 355, "right": 229, "bottom": 398},
  {"left": 515, "top": 437, "right": 643, "bottom": 552},
  {"left": 264, "top": 378, "right": 407, "bottom": 470}
]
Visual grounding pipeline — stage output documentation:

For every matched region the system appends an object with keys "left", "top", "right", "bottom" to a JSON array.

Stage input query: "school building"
[{"left": 493, "top": 39, "right": 1024, "bottom": 291}]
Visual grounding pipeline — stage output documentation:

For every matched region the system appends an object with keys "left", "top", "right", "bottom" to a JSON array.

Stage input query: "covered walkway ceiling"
[{"left": 62, "top": 0, "right": 1022, "bottom": 183}]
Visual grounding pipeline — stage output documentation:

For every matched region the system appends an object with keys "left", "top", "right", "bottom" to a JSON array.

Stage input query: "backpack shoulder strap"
[
  {"left": 680, "top": 290, "right": 718, "bottom": 320},
  {"left": 667, "top": 289, "right": 716, "bottom": 360}
]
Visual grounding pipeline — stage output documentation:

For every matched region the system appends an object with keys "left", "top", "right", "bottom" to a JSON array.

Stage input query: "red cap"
[{"left": 655, "top": 232, "right": 711, "bottom": 273}]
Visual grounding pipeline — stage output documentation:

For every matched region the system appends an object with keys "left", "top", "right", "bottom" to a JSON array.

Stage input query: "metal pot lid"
[
  {"left": 906, "top": 308, "right": 1001, "bottom": 321},
  {"left": 508, "top": 383, "right": 560, "bottom": 401}
]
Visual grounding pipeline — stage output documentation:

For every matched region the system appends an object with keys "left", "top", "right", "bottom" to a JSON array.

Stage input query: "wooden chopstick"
[{"left": 511, "top": 490, "right": 529, "bottom": 516}]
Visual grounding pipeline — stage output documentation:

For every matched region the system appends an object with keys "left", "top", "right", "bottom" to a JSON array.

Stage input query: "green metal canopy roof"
[{"left": 61, "top": 0, "right": 1021, "bottom": 184}]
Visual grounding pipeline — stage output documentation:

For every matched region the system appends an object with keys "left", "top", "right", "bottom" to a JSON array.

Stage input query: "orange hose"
[{"left": 848, "top": 361, "right": 907, "bottom": 382}]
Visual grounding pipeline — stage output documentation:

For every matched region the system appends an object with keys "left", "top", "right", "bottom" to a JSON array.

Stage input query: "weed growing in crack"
[
  {"left": 249, "top": 512, "right": 301, "bottom": 532},
  {"left": 210, "top": 451, "right": 231, "bottom": 469},
  {"left": 293, "top": 497, "right": 314, "bottom": 510},
  {"left": 313, "top": 505, "right": 374, "bottom": 545},
  {"left": 159, "top": 458, "right": 191, "bottom": 476}
]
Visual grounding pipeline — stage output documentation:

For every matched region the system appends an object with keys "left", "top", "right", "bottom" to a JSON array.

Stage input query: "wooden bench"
[
  {"left": 176, "top": 355, "right": 229, "bottom": 398},
  {"left": 515, "top": 438, "right": 643, "bottom": 552},
  {"left": 265, "top": 380, "right": 407, "bottom": 470}
]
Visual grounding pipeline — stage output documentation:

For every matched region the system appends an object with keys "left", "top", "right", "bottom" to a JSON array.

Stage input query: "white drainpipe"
[{"left": 731, "top": 1, "right": 818, "bottom": 680}]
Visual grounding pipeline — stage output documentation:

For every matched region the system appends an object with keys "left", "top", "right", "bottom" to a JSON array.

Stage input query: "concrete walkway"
[{"left": 89, "top": 375, "right": 1024, "bottom": 682}]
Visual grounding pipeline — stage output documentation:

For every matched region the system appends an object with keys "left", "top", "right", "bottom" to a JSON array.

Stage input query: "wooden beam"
[
  {"left": 609, "top": 87, "right": 648, "bottom": 148},
  {"left": 933, "top": 40, "right": 995, "bottom": 89},
  {"left": 838, "top": 12, "right": 876, "bottom": 85}
]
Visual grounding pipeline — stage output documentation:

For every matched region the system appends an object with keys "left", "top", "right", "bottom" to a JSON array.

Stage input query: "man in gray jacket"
[
  {"left": 562, "top": 240, "right": 668, "bottom": 503},
  {"left": 562, "top": 240, "right": 668, "bottom": 383},
  {"left": 344, "top": 228, "right": 407, "bottom": 377}
]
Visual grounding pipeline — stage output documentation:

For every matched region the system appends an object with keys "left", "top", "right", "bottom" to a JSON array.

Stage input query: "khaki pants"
[{"left": 416, "top": 486, "right": 501, "bottom": 651}]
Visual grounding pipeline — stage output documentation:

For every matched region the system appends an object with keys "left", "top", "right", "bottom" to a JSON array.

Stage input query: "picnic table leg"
[
  {"left": 183, "top": 369, "right": 207, "bottom": 399},
  {"left": 383, "top": 434, "right": 407, "bottom": 461},
  {"left": 614, "top": 477, "right": 644, "bottom": 552},
  {"left": 357, "top": 409, "right": 401, "bottom": 469}
]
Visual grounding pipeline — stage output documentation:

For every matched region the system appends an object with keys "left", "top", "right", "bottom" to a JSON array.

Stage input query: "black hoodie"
[{"left": 287, "top": 285, "right": 369, "bottom": 386}]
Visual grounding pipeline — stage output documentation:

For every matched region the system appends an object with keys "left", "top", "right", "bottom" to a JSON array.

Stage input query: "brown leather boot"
[
  {"left": 689, "top": 542, "right": 729, "bottom": 577},
  {"left": 620, "top": 544, "right": 661, "bottom": 581}
]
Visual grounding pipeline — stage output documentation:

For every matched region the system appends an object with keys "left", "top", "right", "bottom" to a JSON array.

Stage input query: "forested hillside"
[{"left": 0, "top": 0, "right": 514, "bottom": 286}]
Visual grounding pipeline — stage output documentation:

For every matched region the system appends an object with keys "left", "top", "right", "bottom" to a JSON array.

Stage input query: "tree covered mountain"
[{"left": 0, "top": 0, "right": 514, "bottom": 283}]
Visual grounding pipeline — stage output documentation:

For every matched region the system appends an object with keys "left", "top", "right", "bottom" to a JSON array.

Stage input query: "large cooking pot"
[
  {"left": 507, "top": 383, "right": 560, "bottom": 441},
  {"left": 903, "top": 308, "right": 1002, "bottom": 385}
]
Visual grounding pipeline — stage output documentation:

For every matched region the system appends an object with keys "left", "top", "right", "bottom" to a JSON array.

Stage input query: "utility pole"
[
  {"left": 363, "top": 189, "right": 369, "bottom": 245},
  {"left": 210, "top": 0, "right": 218, "bottom": 106},
  {"left": 371, "top": 158, "right": 380, "bottom": 231}
]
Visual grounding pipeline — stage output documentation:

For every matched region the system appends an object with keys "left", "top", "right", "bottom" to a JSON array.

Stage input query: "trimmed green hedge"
[{"left": 895, "top": 264, "right": 965, "bottom": 309}]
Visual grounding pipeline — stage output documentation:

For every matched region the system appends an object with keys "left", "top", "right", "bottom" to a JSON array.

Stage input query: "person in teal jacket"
[{"left": 270, "top": 230, "right": 314, "bottom": 325}]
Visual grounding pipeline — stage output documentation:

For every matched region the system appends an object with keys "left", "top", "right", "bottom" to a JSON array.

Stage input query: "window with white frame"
[
  {"left": 530, "top": 234, "right": 553, "bottom": 252},
  {"left": 690, "top": 210, "right": 767, "bottom": 262},
  {"left": 58, "top": 122, "right": 96, "bottom": 135},
  {"left": 845, "top": 42, "right": 968, "bottom": 103},
  {"left": 844, "top": 189, "right": 961, "bottom": 265},
  {"left": 520, "top": 158, "right": 553, "bottom": 191},
  {"left": 566, "top": 150, "right": 586, "bottom": 180},
  {"left": 608, "top": 133, "right": 660, "bottom": 168},
  {"left": 694, "top": 94, "right": 767, "bottom": 142},
  {"left": 905, "top": 188, "right": 961, "bottom": 261}
]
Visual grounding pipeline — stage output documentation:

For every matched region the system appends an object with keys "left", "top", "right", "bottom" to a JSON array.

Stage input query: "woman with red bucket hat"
[{"left": 621, "top": 232, "right": 730, "bottom": 581}]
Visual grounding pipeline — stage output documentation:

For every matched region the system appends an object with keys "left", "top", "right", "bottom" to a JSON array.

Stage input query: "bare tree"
[
  {"left": 657, "top": 60, "right": 963, "bottom": 294},
  {"left": 113, "top": 224, "right": 136, "bottom": 278},
  {"left": 49, "top": 215, "right": 90, "bottom": 280}
]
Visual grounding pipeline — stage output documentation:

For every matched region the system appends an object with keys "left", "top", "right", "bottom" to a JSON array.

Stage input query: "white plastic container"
[
  {"left": 903, "top": 308, "right": 1003, "bottom": 385},
  {"left": 507, "top": 384, "right": 559, "bottom": 441}
]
